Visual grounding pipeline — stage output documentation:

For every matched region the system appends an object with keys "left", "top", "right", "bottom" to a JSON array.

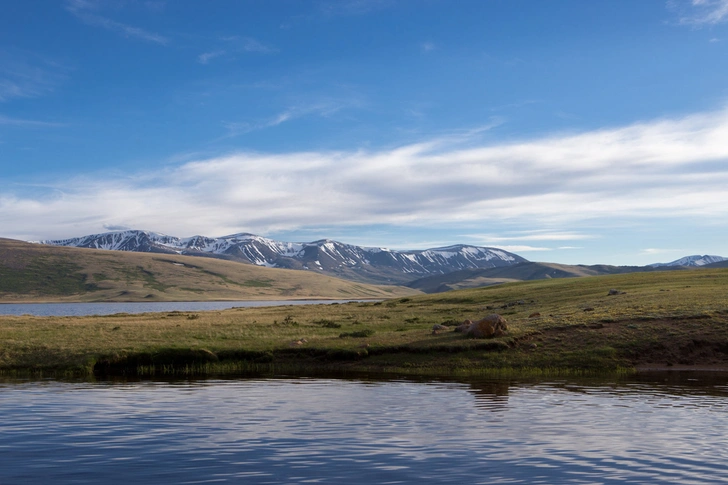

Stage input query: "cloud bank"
[{"left": 2, "top": 107, "right": 728, "bottom": 242}]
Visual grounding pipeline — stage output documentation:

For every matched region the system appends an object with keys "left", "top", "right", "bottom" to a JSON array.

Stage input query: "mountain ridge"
[
  {"left": 39, "top": 230, "right": 528, "bottom": 285},
  {"left": 649, "top": 255, "right": 727, "bottom": 267},
  {"left": 0, "top": 238, "right": 418, "bottom": 302},
  {"left": 36, "top": 230, "right": 727, "bottom": 290}
]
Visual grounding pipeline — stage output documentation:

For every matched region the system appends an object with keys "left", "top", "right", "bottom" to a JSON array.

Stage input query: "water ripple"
[{"left": 1, "top": 376, "right": 727, "bottom": 484}]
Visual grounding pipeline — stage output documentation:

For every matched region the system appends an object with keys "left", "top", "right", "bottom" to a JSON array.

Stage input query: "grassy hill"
[
  {"left": 2, "top": 267, "right": 727, "bottom": 376},
  {"left": 0, "top": 238, "right": 419, "bottom": 302},
  {"left": 407, "top": 261, "right": 686, "bottom": 293}
]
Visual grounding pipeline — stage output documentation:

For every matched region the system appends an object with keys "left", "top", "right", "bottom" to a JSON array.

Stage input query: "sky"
[{"left": 1, "top": 0, "right": 728, "bottom": 266}]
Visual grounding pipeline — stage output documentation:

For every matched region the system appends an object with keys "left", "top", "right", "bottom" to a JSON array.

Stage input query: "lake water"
[
  {"left": 0, "top": 300, "right": 368, "bottom": 317},
  {"left": 2, "top": 373, "right": 728, "bottom": 484}
]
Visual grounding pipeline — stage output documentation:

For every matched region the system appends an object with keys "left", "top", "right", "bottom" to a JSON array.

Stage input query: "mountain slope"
[
  {"left": 0, "top": 238, "right": 419, "bottom": 302},
  {"left": 407, "top": 261, "right": 690, "bottom": 293},
  {"left": 40, "top": 230, "right": 528, "bottom": 285},
  {"left": 650, "top": 255, "right": 727, "bottom": 267},
  {"left": 705, "top": 260, "right": 728, "bottom": 269}
]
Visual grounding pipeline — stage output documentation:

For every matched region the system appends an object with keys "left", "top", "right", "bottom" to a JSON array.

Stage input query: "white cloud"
[{"left": 3, "top": 107, "right": 728, "bottom": 241}]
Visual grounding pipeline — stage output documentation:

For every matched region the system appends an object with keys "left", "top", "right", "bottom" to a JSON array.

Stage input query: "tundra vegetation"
[{"left": 2, "top": 268, "right": 727, "bottom": 378}]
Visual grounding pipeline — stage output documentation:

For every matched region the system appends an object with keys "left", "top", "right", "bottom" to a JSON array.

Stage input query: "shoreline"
[
  {"left": 2, "top": 268, "right": 727, "bottom": 379},
  {"left": 0, "top": 297, "right": 386, "bottom": 305},
  {"left": 4, "top": 360, "right": 728, "bottom": 380}
]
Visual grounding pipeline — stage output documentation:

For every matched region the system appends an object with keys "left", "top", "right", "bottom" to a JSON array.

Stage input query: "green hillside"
[{"left": 0, "top": 238, "right": 419, "bottom": 302}]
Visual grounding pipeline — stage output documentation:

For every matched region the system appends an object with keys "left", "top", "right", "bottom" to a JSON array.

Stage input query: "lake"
[
  {"left": 0, "top": 300, "right": 370, "bottom": 317},
  {"left": 1, "top": 373, "right": 727, "bottom": 484}
]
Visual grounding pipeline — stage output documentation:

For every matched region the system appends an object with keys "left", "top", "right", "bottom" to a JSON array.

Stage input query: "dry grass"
[
  {"left": 2, "top": 267, "right": 728, "bottom": 377},
  {"left": 0, "top": 238, "right": 418, "bottom": 302}
]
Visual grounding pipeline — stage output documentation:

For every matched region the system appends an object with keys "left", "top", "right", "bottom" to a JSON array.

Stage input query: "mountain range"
[
  {"left": 38, "top": 230, "right": 726, "bottom": 290},
  {"left": 39, "top": 230, "right": 528, "bottom": 285}
]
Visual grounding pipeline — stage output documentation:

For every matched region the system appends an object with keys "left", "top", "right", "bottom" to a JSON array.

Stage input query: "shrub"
[
  {"left": 313, "top": 319, "right": 342, "bottom": 328},
  {"left": 339, "top": 329, "right": 375, "bottom": 338}
]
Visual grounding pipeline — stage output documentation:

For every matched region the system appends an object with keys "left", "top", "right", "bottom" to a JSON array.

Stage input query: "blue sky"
[{"left": 2, "top": 0, "right": 728, "bottom": 265}]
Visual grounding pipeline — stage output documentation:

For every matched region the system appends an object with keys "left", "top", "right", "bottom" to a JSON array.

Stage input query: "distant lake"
[
  {"left": 0, "top": 300, "right": 370, "bottom": 317},
  {"left": 1, "top": 373, "right": 728, "bottom": 484}
]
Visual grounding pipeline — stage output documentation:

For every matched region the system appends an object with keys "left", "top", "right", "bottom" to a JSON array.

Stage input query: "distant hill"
[
  {"left": 650, "top": 255, "right": 727, "bottom": 267},
  {"left": 0, "top": 238, "right": 419, "bottom": 302},
  {"left": 39, "top": 230, "right": 528, "bottom": 285},
  {"left": 407, "top": 261, "right": 687, "bottom": 293},
  {"left": 705, "top": 260, "right": 728, "bottom": 269}
]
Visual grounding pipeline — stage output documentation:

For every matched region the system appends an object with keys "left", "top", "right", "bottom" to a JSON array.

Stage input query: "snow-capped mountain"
[
  {"left": 650, "top": 255, "right": 727, "bottom": 268},
  {"left": 39, "top": 230, "right": 528, "bottom": 284}
]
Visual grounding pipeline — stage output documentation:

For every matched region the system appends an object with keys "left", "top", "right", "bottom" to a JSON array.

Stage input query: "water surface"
[
  {"left": 0, "top": 300, "right": 367, "bottom": 317},
  {"left": 1, "top": 374, "right": 727, "bottom": 484}
]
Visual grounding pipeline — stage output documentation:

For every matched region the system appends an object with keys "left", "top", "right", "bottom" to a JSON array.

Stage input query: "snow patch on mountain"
[
  {"left": 650, "top": 254, "right": 727, "bottom": 267},
  {"left": 38, "top": 229, "right": 529, "bottom": 283}
]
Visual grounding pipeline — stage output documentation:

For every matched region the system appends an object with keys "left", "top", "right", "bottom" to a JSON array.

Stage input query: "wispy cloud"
[
  {"left": 103, "top": 223, "right": 132, "bottom": 231},
  {"left": 466, "top": 232, "right": 594, "bottom": 243},
  {"left": 235, "top": 37, "right": 277, "bottom": 54},
  {"left": 318, "top": 0, "right": 394, "bottom": 17},
  {"left": 463, "top": 232, "right": 592, "bottom": 253},
  {"left": 492, "top": 245, "right": 553, "bottom": 253},
  {"left": 222, "top": 100, "right": 358, "bottom": 137},
  {"left": 4, "top": 107, "right": 728, "bottom": 241},
  {"left": 280, "top": 0, "right": 394, "bottom": 30},
  {"left": 640, "top": 248, "right": 682, "bottom": 255},
  {"left": 0, "top": 115, "right": 65, "bottom": 128},
  {"left": 197, "top": 50, "right": 225, "bottom": 65},
  {"left": 65, "top": 0, "right": 169, "bottom": 44},
  {"left": 0, "top": 51, "right": 69, "bottom": 102},
  {"left": 197, "top": 37, "right": 276, "bottom": 64},
  {"left": 421, "top": 42, "right": 436, "bottom": 53},
  {"left": 675, "top": 0, "right": 728, "bottom": 25}
]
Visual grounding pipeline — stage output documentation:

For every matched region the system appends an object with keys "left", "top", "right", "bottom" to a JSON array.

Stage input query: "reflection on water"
[{"left": 1, "top": 374, "right": 728, "bottom": 484}]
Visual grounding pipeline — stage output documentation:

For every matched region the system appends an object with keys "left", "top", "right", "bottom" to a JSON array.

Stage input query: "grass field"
[
  {"left": 2, "top": 267, "right": 727, "bottom": 377},
  {"left": 0, "top": 238, "right": 418, "bottom": 302}
]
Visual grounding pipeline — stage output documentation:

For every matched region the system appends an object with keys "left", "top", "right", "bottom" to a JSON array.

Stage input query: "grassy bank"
[{"left": 2, "top": 268, "right": 728, "bottom": 377}]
